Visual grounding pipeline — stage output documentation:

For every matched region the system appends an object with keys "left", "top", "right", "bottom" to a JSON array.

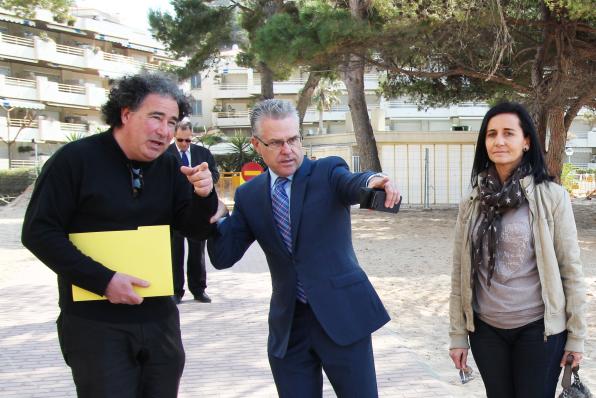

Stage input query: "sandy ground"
[
  {"left": 352, "top": 201, "right": 596, "bottom": 397},
  {"left": 1, "top": 187, "right": 594, "bottom": 397}
]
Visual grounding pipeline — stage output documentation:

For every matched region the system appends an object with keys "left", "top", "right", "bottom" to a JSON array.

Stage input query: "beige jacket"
[{"left": 449, "top": 175, "right": 587, "bottom": 353}]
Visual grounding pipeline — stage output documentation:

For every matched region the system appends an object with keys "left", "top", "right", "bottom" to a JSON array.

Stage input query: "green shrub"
[
  {"left": 0, "top": 168, "right": 36, "bottom": 197},
  {"left": 560, "top": 163, "right": 575, "bottom": 193}
]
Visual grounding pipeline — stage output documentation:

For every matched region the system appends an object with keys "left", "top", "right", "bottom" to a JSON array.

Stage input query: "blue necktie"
[
  {"left": 180, "top": 151, "right": 189, "bottom": 167},
  {"left": 271, "top": 177, "right": 307, "bottom": 303}
]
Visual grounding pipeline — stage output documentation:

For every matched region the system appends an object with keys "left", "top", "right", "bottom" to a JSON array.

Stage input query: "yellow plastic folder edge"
[{"left": 69, "top": 225, "right": 173, "bottom": 301}]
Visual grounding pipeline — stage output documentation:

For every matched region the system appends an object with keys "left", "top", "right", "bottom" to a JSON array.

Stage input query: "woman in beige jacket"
[{"left": 448, "top": 102, "right": 586, "bottom": 397}]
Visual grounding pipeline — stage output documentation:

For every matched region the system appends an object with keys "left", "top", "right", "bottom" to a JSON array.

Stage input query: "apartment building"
[{"left": 0, "top": 6, "right": 178, "bottom": 168}]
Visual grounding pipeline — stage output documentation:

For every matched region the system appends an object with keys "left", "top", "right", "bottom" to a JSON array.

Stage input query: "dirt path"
[{"left": 353, "top": 202, "right": 596, "bottom": 396}]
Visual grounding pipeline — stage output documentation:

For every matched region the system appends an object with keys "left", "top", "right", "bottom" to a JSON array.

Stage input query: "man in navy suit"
[
  {"left": 168, "top": 120, "right": 219, "bottom": 303},
  {"left": 207, "top": 99, "right": 400, "bottom": 397}
]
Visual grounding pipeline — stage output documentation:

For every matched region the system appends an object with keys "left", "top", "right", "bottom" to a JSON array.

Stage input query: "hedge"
[{"left": 0, "top": 168, "right": 36, "bottom": 197}]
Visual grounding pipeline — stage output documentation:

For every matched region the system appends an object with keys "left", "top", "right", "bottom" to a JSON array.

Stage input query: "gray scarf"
[{"left": 472, "top": 165, "right": 529, "bottom": 286}]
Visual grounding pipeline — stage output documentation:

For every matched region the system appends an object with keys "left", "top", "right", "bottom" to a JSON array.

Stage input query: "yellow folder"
[{"left": 69, "top": 225, "right": 173, "bottom": 301}]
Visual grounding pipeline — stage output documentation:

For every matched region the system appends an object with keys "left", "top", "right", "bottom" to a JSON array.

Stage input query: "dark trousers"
[
  {"left": 470, "top": 316, "right": 566, "bottom": 398},
  {"left": 171, "top": 231, "right": 207, "bottom": 298},
  {"left": 57, "top": 312, "right": 185, "bottom": 398},
  {"left": 269, "top": 301, "right": 378, "bottom": 398}
]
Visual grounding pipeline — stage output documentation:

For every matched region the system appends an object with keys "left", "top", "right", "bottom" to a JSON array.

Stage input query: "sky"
[{"left": 75, "top": 0, "right": 174, "bottom": 33}]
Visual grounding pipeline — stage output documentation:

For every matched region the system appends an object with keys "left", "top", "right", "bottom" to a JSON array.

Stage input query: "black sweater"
[{"left": 21, "top": 130, "right": 218, "bottom": 323}]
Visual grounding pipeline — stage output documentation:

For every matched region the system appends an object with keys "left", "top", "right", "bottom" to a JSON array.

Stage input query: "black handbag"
[{"left": 558, "top": 354, "right": 592, "bottom": 398}]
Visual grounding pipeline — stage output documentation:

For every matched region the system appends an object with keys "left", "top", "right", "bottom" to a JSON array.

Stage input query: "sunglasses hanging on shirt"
[{"left": 129, "top": 164, "right": 143, "bottom": 198}]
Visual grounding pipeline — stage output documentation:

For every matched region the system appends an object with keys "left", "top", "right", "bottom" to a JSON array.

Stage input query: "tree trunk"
[
  {"left": 529, "top": 102, "right": 549, "bottom": 152},
  {"left": 2, "top": 109, "right": 35, "bottom": 169},
  {"left": 259, "top": 62, "right": 274, "bottom": 100},
  {"left": 296, "top": 72, "right": 321, "bottom": 129},
  {"left": 341, "top": 55, "right": 381, "bottom": 171},
  {"left": 546, "top": 106, "right": 567, "bottom": 182}
]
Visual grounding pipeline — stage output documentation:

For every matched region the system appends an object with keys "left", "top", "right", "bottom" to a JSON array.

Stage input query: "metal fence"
[{"left": 381, "top": 143, "right": 476, "bottom": 205}]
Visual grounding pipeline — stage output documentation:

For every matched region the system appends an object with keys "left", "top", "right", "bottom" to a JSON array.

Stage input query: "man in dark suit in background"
[
  {"left": 168, "top": 120, "right": 219, "bottom": 304},
  {"left": 207, "top": 99, "right": 400, "bottom": 397}
]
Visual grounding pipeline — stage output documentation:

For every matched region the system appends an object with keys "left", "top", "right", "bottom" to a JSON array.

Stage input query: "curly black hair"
[{"left": 101, "top": 72, "right": 191, "bottom": 128}]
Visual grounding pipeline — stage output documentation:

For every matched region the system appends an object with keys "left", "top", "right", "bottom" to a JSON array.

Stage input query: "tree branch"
[
  {"left": 228, "top": 0, "right": 253, "bottom": 14},
  {"left": 368, "top": 57, "right": 531, "bottom": 94}
]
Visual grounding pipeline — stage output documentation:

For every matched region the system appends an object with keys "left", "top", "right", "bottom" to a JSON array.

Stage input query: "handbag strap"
[{"left": 561, "top": 354, "right": 581, "bottom": 389}]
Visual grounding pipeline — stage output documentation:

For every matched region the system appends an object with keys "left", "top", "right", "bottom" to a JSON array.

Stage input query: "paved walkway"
[{"left": 0, "top": 209, "right": 454, "bottom": 397}]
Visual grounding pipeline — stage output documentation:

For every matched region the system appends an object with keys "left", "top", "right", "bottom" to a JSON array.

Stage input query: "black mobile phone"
[{"left": 359, "top": 188, "right": 402, "bottom": 214}]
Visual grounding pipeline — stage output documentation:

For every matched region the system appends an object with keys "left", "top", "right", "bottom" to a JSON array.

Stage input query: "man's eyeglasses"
[
  {"left": 176, "top": 138, "right": 192, "bottom": 143},
  {"left": 129, "top": 165, "right": 143, "bottom": 198},
  {"left": 254, "top": 135, "right": 302, "bottom": 150}
]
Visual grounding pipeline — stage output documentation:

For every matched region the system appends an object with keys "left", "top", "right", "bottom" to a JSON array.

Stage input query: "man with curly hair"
[{"left": 22, "top": 72, "right": 218, "bottom": 398}]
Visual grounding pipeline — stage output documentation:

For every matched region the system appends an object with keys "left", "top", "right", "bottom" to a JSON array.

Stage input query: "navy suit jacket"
[
  {"left": 167, "top": 143, "right": 219, "bottom": 183},
  {"left": 208, "top": 156, "right": 390, "bottom": 358}
]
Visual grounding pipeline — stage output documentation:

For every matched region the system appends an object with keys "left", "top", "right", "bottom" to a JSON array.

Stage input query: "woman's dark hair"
[
  {"left": 471, "top": 101, "right": 552, "bottom": 187},
  {"left": 101, "top": 72, "right": 191, "bottom": 128}
]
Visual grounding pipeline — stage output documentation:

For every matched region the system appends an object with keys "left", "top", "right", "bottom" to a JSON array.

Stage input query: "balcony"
[
  {"left": 0, "top": 116, "right": 101, "bottom": 142},
  {"left": 0, "top": 117, "right": 39, "bottom": 142},
  {"left": 385, "top": 100, "right": 488, "bottom": 119},
  {"left": 249, "top": 75, "right": 378, "bottom": 95},
  {"left": 303, "top": 104, "right": 383, "bottom": 124},
  {"left": 212, "top": 110, "right": 250, "bottom": 128},
  {"left": 213, "top": 83, "right": 251, "bottom": 99},
  {"left": 363, "top": 73, "right": 379, "bottom": 90},
  {"left": 0, "top": 75, "right": 107, "bottom": 109},
  {"left": 304, "top": 105, "right": 350, "bottom": 123},
  {"left": 567, "top": 130, "right": 596, "bottom": 148},
  {"left": 0, "top": 33, "right": 162, "bottom": 77}
]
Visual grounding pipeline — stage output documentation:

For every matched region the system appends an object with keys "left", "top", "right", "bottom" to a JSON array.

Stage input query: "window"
[
  {"left": 190, "top": 99, "right": 202, "bottom": 116},
  {"left": 190, "top": 74, "right": 201, "bottom": 89}
]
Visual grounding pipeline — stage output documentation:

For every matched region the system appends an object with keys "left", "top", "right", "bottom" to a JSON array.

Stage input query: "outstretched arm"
[{"left": 207, "top": 195, "right": 255, "bottom": 270}]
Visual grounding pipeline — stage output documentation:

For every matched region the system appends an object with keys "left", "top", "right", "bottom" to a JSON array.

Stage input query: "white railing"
[
  {"left": 60, "top": 122, "right": 87, "bottom": 132},
  {"left": 573, "top": 131, "right": 588, "bottom": 139},
  {"left": 387, "top": 100, "right": 417, "bottom": 108},
  {"left": 5, "top": 77, "right": 36, "bottom": 88},
  {"left": 103, "top": 53, "right": 159, "bottom": 71},
  {"left": 215, "top": 111, "right": 250, "bottom": 118},
  {"left": 216, "top": 83, "right": 249, "bottom": 90},
  {"left": 0, "top": 33, "right": 34, "bottom": 47},
  {"left": 8, "top": 119, "right": 38, "bottom": 128},
  {"left": 306, "top": 105, "right": 350, "bottom": 113},
  {"left": 275, "top": 79, "right": 308, "bottom": 85},
  {"left": 103, "top": 52, "right": 133, "bottom": 64},
  {"left": 253, "top": 79, "right": 309, "bottom": 87},
  {"left": 10, "top": 159, "right": 37, "bottom": 168},
  {"left": 56, "top": 44, "right": 85, "bottom": 57},
  {"left": 143, "top": 63, "right": 160, "bottom": 71},
  {"left": 58, "top": 83, "right": 86, "bottom": 94}
]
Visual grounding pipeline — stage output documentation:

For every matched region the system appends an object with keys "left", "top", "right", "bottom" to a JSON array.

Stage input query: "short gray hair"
[
  {"left": 176, "top": 119, "right": 192, "bottom": 131},
  {"left": 250, "top": 99, "right": 298, "bottom": 137}
]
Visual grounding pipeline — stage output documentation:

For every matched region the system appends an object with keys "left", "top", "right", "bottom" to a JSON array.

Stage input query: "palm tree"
[
  {"left": 228, "top": 134, "right": 253, "bottom": 171},
  {"left": 195, "top": 127, "right": 224, "bottom": 149},
  {"left": 312, "top": 79, "right": 342, "bottom": 135}
]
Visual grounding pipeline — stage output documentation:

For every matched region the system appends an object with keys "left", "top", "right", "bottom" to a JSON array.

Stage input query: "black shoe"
[
  {"left": 193, "top": 292, "right": 211, "bottom": 303},
  {"left": 173, "top": 295, "right": 182, "bottom": 304}
]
